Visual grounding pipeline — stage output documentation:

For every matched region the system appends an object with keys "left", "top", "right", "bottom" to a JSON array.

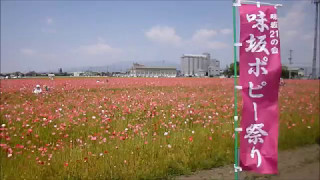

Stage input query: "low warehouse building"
[{"left": 129, "top": 63, "right": 177, "bottom": 77}]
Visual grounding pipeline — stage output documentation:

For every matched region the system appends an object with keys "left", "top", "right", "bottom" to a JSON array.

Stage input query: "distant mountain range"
[{"left": 64, "top": 61, "right": 180, "bottom": 73}]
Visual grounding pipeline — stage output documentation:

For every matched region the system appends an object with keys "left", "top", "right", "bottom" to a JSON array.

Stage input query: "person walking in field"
[
  {"left": 43, "top": 85, "right": 49, "bottom": 91},
  {"left": 280, "top": 78, "right": 285, "bottom": 86},
  {"left": 33, "top": 84, "right": 42, "bottom": 94}
]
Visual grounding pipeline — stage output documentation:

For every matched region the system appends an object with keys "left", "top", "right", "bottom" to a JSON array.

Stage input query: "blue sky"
[{"left": 1, "top": 0, "right": 318, "bottom": 73}]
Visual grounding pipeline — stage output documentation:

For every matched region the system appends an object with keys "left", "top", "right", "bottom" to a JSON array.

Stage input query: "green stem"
[{"left": 232, "top": 1, "right": 239, "bottom": 180}]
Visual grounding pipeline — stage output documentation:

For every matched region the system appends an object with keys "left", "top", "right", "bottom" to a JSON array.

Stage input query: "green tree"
[
  {"left": 223, "top": 62, "right": 239, "bottom": 77},
  {"left": 281, "top": 66, "right": 289, "bottom": 79}
]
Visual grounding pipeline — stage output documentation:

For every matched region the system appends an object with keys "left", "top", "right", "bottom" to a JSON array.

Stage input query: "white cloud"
[
  {"left": 145, "top": 26, "right": 182, "bottom": 46},
  {"left": 97, "top": 37, "right": 105, "bottom": 43},
  {"left": 220, "top": 28, "right": 232, "bottom": 35},
  {"left": 286, "top": 30, "right": 298, "bottom": 37},
  {"left": 192, "top": 29, "right": 218, "bottom": 42},
  {"left": 77, "top": 42, "right": 122, "bottom": 55},
  {"left": 191, "top": 28, "right": 228, "bottom": 49},
  {"left": 206, "top": 41, "right": 228, "bottom": 49},
  {"left": 145, "top": 26, "right": 230, "bottom": 51},
  {"left": 277, "top": 1, "right": 315, "bottom": 67},
  {"left": 46, "top": 17, "right": 53, "bottom": 25},
  {"left": 41, "top": 17, "right": 56, "bottom": 33},
  {"left": 20, "top": 48, "right": 36, "bottom": 55},
  {"left": 41, "top": 28, "right": 56, "bottom": 33},
  {"left": 301, "top": 32, "right": 313, "bottom": 40},
  {"left": 278, "top": 1, "right": 308, "bottom": 42},
  {"left": 279, "top": 2, "right": 306, "bottom": 29}
]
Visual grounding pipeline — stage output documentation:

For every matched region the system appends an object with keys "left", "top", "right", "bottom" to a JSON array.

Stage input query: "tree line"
[{"left": 223, "top": 62, "right": 294, "bottom": 79}]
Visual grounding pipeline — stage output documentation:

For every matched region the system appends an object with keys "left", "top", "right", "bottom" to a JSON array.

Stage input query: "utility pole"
[
  {"left": 288, "top": 49, "right": 293, "bottom": 79},
  {"left": 312, "top": 0, "right": 319, "bottom": 79}
]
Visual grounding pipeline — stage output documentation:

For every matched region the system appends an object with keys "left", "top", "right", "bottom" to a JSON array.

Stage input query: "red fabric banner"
[{"left": 239, "top": 4, "right": 281, "bottom": 174}]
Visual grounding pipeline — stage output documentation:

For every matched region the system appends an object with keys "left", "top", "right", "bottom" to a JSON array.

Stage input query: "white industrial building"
[
  {"left": 129, "top": 63, "right": 177, "bottom": 77},
  {"left": 180, "top": 53, "right": 220, "bottom": 77},
  {"left": 72, "top": 72, "right": 83, "bottom": 77}
]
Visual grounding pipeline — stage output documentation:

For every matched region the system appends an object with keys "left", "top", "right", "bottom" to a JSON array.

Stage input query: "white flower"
[
  {"left": 164, "top": 132, "right": 168, "bottom": 136},
  {"left": 92, "top": 116, "right": 96, "bottom": 119},
  {"left": 192, "top": 131, "right": 195, "bottom": 134},
  {"left": 125, "top": 128, "right": 128, "bottom": 131},
  {"left": 307, "top": 126, "right": 311, "bottom": 129},
  {"left": 167, "top": 144, "right": 172, "bottom": 148},
  {"left": 1, "top": 124, "right": 5, "bottom": 127}
]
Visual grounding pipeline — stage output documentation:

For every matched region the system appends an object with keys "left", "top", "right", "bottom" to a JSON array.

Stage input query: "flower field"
[{"left": 0, "top": 78, "right": 319, "bottom": 180}]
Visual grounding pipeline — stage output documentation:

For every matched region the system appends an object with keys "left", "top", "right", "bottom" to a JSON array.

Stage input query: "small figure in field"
[
  {"left": 279, "top": 78, "right": 285, "bottom": 86},
  {"left": 48, "top": 74, "right": 55, "bottom": 80},
  {"left": 43, "top": 85, "right": 49, "bottom": 92},
  {"left": 33, "top": 85, "right": 42, "bottom": 94}
]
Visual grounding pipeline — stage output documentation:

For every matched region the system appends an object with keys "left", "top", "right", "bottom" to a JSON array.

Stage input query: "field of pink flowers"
[{"left": 0, "top": 78, "right": 319, "bottom": 180}]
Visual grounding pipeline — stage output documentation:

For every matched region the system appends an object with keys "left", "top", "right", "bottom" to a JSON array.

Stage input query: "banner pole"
[{"left": 232, "top": 0, "right": 239, "bottom": 180}]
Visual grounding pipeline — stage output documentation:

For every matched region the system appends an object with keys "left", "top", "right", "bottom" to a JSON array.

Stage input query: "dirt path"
[{"left": 176, "top": 144, "right": 319, "bottom": 180}]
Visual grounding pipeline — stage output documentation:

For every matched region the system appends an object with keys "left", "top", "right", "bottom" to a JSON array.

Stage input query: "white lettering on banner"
[
  {"left": 244, "top": 7, "right": 280, "bottom": 169},
  {"left": 271, "top": 47, "right": 279, "bottom": 54},
  {"left": 270, "top": 16, "right": 280, "bottom": 57},
  {"left": 248, "top": 81, "right": 267, "bottom": 98},
  {"left": 244, "top": 123, "right": 268, "bottom": 145},
  {"left": 270, "top": 22, "right": 278, "bottom": 29},
  {"left": 246, "top": 34, "right": 270, "bottom": 55},
  {"left": 250, "top": 146, "right": 262, "bottom": 167},
  {"left": 248, "top": 57, "right": 268, "bottom": 77},
  {"left": 271, "top": 39, "right": 279, "bottom": 46},
  {"left": 253, "top": 102, "right": 258, "bottom": 121},
  {"left": 246, "top": 11, "right": 269, "bottom": 32},
  {"left": 270, "top": 14, "right": 278, "bottom": 20},
  {"left": 270, "top": 30, "right": 279, "bottom": 38}
]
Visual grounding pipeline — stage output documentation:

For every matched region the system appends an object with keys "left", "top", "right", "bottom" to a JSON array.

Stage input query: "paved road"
[{"left": 177, "top": 144, "right": 319, "bottom": 180}]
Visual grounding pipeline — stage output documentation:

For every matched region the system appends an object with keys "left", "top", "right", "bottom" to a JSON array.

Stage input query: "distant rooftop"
[
  {"left": 182, "top": 54, "right": 208, "bottom": 58},
  {"left": 131, "top": 63, "right": 176, "bottom": 70},
  {"left": 135, "top": 67, "right": 176, "bottom": 70}
]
